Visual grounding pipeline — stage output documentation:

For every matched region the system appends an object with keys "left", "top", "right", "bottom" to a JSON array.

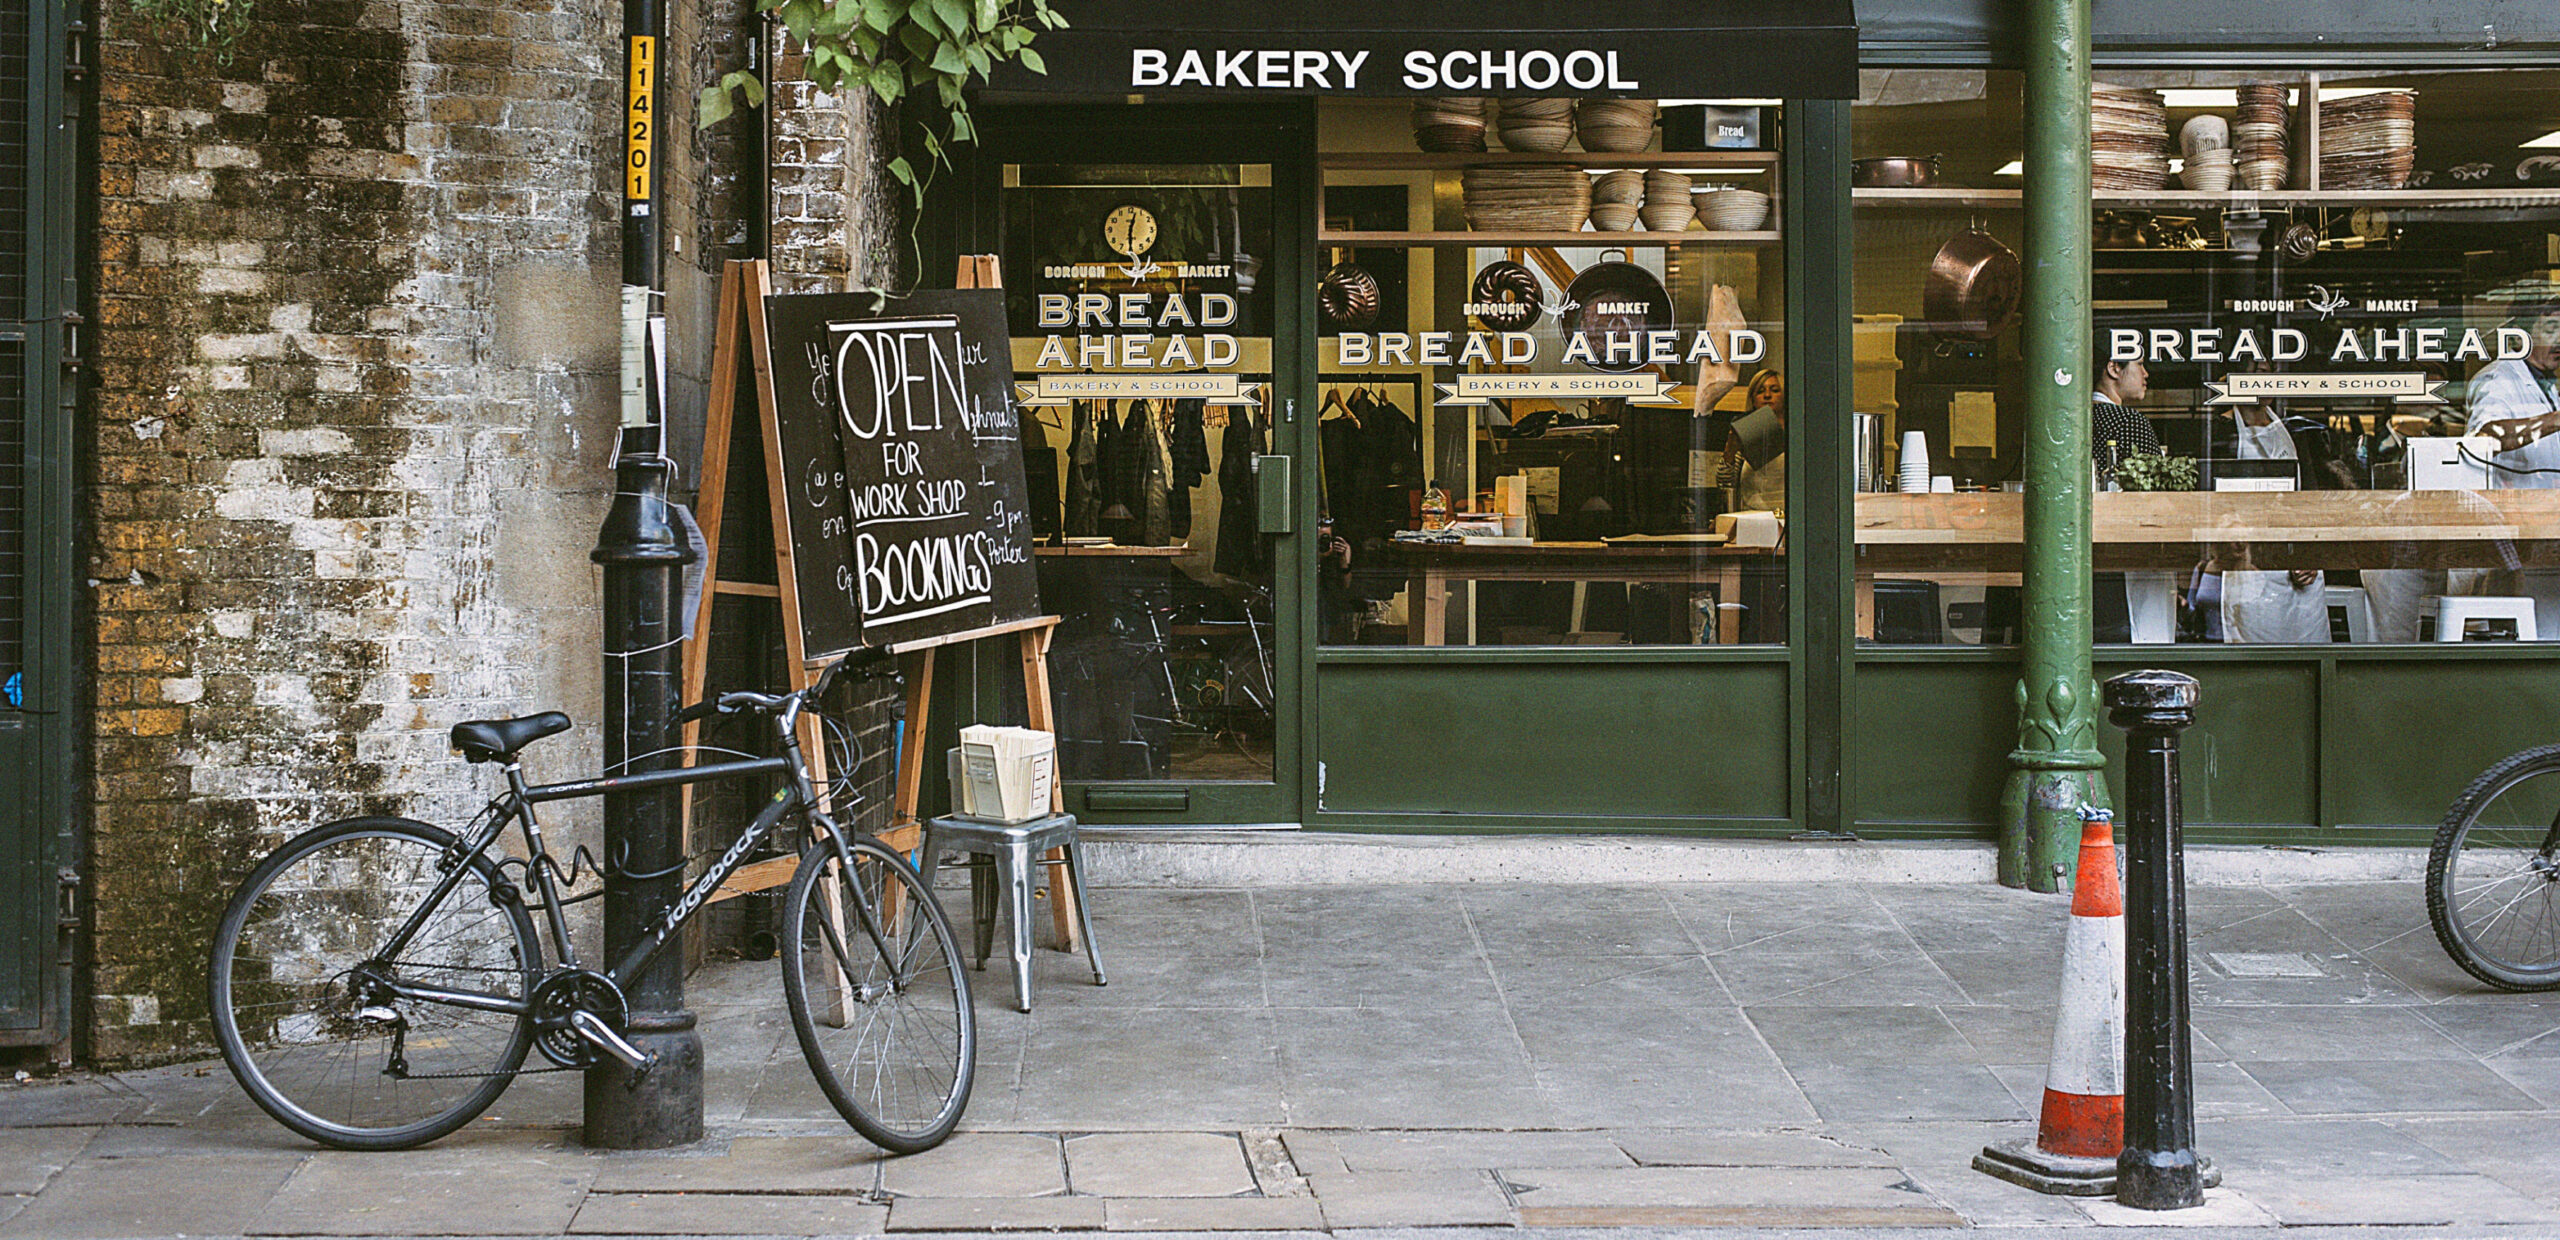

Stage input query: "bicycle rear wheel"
[
  {"left": 782, "top": 834, "right": 975, "bottom": 1152},
  {"left": 2429, "top": 745, "right": 2560, "bottom": 991},
  {"left": 209, "top": 817, "right": 539, "bottom": 1149}
]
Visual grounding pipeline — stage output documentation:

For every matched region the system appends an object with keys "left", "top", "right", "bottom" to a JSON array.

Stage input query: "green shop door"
[{"left": 976, "top": 105, "right": 1313, "bottom": 826}]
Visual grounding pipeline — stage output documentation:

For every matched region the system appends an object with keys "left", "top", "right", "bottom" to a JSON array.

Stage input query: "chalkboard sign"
[{"left": 761, "top": 289, "right": 1040, "bottom": 657}]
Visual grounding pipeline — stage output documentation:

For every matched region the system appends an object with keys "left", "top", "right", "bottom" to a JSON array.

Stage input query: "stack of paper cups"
[{"left": 1898, "top": 432, "right": 1932, "bottom": 493}]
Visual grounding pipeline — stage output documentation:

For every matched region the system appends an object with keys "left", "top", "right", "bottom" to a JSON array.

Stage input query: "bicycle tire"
[
  {"left": 782, "top": 833, "right": 976, "bottom": 1153},
  {"left": 209, "top": 817, "right": 540, "bottom": 1149},
  {"left": 2429, "top": 744, "right": 2560, "bottom": 991}
]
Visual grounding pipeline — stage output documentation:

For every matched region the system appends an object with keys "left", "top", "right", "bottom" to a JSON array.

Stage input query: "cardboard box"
[{"left": 955, "top": 726, "right": 1057, "bottom": 823}]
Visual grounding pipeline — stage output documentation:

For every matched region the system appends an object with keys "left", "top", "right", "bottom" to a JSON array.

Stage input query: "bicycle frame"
[{"left": 363, "top": 702, "right": 875, "bottom": 1020}]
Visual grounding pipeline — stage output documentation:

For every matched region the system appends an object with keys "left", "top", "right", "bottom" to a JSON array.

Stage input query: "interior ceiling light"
[
  {"left": 2523, "top": 130, "right": 2560, "bottom": 149},
  {"left": 1994, "top": 159, "right": 2024, "bottom": 176}
]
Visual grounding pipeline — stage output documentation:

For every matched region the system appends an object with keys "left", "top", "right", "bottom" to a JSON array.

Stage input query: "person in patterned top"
[{"left": 2092, "top": 348, "right": 2163, "bottom": 475}]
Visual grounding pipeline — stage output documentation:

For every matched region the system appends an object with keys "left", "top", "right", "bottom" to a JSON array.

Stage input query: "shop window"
[
  {"left": 1314, "top": 98, "right": 1787, "bottom": 647},
  {"left": 1001, "top": 163, "right": 1279, "bottom": 781},
  {"left": 1856, "top": 68, "right": 2560, "bottom": 646}
]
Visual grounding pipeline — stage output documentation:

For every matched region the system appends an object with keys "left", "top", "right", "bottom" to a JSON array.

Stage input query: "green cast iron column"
[{"left": 2000, "top": 0, "right": 2110, "bottom": 891}]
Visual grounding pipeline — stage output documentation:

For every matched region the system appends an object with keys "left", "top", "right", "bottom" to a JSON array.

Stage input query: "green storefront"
[{"left": 912, "top": 2, "right": 2560, "bottom": 860}]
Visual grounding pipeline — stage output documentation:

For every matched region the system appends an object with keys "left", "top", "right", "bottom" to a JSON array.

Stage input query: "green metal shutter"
[{"left": 0, "top": 0, "right": 75, "bottom": 1049}]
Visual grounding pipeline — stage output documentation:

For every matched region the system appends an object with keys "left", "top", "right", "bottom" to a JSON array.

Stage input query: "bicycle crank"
[{"left": 529, "top": 969, "right": 652, "bottom": 1073}]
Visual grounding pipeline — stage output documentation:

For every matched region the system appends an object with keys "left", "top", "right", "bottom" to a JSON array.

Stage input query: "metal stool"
[{"left": 919, "top": 813, "right": 1105, "bottom": 1011}]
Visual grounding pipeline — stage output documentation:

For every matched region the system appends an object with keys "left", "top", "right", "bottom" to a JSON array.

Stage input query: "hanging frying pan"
[
  {"left": 1565, "top": 249, "right": 1673, "bottom": 373},
  {"left": 1922, "top": 226, "right": 2022, "bottom": 340}
]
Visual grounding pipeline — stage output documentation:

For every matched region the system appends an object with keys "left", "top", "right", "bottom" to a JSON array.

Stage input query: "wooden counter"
[
  {"left": 1384, "top": 540, "right": 1779, "bottom": 645},
  {"left": 1856, "top": 490, "right": 2560, "bottom": 571}
]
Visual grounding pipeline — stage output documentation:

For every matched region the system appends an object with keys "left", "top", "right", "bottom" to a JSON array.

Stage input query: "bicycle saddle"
[{"left": 449, "top": 712, "right": 572, "bottom": 764}]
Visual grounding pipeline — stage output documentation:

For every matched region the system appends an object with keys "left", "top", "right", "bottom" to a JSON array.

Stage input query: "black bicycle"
[
  {"left": 206, "top": 648, "right": 975, "bottom": 1151},
  {"left": 2429, "top": 743, "right": 2560, "bottom": 990}
]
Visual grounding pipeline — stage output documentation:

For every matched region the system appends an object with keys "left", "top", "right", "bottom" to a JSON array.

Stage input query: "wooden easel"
[{"left": 684, "top": 257, "right": 1079, "bottom": 956}]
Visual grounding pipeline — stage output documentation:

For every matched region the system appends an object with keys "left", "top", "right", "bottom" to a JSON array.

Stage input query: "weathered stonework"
[{"left": 83, "top": 0, "right": 801, "bottom": 1063}]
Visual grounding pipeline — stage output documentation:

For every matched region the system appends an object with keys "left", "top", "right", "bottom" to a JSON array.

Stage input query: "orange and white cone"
[{"left": 1974, "top": 806, "right": 2125, "bottom": 1195}]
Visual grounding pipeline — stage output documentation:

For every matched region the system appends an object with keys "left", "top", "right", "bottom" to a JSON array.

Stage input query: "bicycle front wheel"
[
  {"left": 209, "top": 817, "right": 539, "bottom": 1149},
  {"left": 2430, "top": 745, "right": 2560, "bottom": 991},
  {"left": 782, "top": 834, "right": 975, "bottom": 1152}
]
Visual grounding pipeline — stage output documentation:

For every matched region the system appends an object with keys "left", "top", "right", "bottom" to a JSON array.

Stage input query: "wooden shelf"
[
  {"left": 1854, "top": 186, "right": 2560, "bottom": 210},
  {"left": 1320, "top": 230, "right": 1780, "bottom": 246},
  {"left": 1322, "top": 151, "right": 1777, "bottom": 170}
]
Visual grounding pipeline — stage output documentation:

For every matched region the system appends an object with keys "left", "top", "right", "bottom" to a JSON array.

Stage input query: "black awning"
[{"left": 988, "top": 1, "right": 1859, "bottom": 100}]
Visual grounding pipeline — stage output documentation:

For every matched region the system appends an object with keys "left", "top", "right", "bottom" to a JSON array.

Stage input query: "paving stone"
[
  {"left": 252, "top": 1147, "right": 597, "bottom": 1235},
  {"left": 2196, "top": 1117, "right": 2467, "bottom": 1177},
  {"left": 1012, "top": 1007, "right": 1290, "bottom": 1129},
  {"left": 2243, "top": 1172, "right": 2557, "bottom": 1225},
  {"left": 2416, "top": 1001, "right": 2560, "bottom": 1058},
  {"left": 1326, "top": 1129, "right": 1630, "bottom": 1172},
  {"left": 1612, "top": 1129, "right": 1897, "bottom": 1168},
  {"left": 2075, "top": 1186, "right": 2278, "bottom": 1227},
  {"left": 0, "top": 1079, "right": 141, "bottom": 1127},
  {"left": 1066, "top": 1132, "right": 1254, "bottom": 1197},
  {"left": 1241, "top": 1129, "right": 1309, "bottom": 1197},
  {"left": 1103, "top": 1197, "right": 1328, "bottom": 1230},
  {"left": 888, "top": 1195, "right": 1106, "bottom": 1230},
  {"left": 1274, "top": 1006, "right": 1556, "bottom": 1129},
  {"left": 1498, "top": 1163, "right": 1954, "bottom": 1222},
  {"left": 2390, "top": 1114, "right": 2560, "bottom": 1200},
  {"left": 0, "top": 1152, "right": 301, "bottom": 1239},
  {"left": 2242, "top": 1059, "right": 2541, "bottom": 1114},
  {"left": 2192, "top": 1006, "right": 2471, "bottom": 1061},
  {"left": 0, "top": 1127, "right": 91, "bottom": 1194},
  {"left": 0, "top": 1197, "right": 22, "bottom": 1229},
  {"left": 879, "top": 1132, "right": 1064, "bottom": 1198},
  {"left": 2490, "top": 1057, "right": 2560, "bottom": 1107},
  {"left": 591, "top": 1135, "right": 884, "bottom": 1194},
  {"left": 1277, "top": 1131, "right": 1348, "bottom": 1177},
  {"left": 569, "top": 1192, "right": 890, "bottom": 1234},
  {"left": 1303, "top": 1169, "right": 1515, "bottom": 1227}
]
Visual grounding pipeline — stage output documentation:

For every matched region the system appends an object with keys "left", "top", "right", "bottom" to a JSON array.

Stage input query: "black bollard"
[
  {"left": 585, "top": 453, "right": 703, "bottom": 1148},
  {"left": 2102, "top": 669, "right": 2216, "bottom": 1209}
]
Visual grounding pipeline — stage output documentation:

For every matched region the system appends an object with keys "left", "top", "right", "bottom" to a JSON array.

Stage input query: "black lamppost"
[{"left": 585, "top": 0, "right": 701, "bottom": 1149}]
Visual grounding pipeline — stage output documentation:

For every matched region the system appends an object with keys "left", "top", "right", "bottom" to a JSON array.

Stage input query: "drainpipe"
[{"left": 1999, "top": 0, "right": 2109, "bottom": 891}]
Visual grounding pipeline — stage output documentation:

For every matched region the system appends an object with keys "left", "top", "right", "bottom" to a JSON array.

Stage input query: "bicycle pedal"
[{"left": 567, "top": 1009, "right": 654, "bottom": 1074}]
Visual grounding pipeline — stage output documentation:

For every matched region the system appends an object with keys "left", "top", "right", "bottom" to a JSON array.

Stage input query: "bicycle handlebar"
[{"left": 676, "top": 645, "right": 898, "bottom": 725}]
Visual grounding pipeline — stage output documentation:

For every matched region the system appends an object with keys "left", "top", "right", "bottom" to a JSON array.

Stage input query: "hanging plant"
[
  {"left": 699, "top": 0, "right": 1065, "bottom": 209},
  {"left": 123, "top": 0, "right": 252, "bottom": 64}
]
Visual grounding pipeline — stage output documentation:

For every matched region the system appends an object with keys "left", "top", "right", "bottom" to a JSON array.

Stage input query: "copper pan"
[{"left": 1923, "top": 226, "right": 2022, "bottom": 340}]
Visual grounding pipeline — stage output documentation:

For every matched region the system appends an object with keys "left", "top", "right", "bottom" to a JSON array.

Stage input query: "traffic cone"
[{"left": 1973, "top": 806, "right": 2125, "bottom": 1195}]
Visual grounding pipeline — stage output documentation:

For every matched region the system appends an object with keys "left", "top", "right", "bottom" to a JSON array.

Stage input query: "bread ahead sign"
[{"left": 987, "top": 1, "right": 1858, "bottom": 100}]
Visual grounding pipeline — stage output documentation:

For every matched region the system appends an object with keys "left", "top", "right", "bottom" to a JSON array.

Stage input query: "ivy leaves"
[{"left": 698, "top": 0, "right": 1066, "bottom": 178}]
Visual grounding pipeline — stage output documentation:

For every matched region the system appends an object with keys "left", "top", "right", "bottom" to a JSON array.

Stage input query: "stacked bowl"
[
  {"left": 2091, "top": 82, "right": 2172, "bottom": 191},
  {"left": 1589, "top": 169, "right": 1644, "bottom": 232},
  {"left": 1575, "top": 99, "right": 1658, "bottom": 152},
  {"left": 1495, "top": 99, "right": 1574, "bottom": 152},
  {"left": 2179, "top": 115, "right": 2233, "bottom": 191},
  {"left": 1462, "top": 165, "right": 1592, "bottom": 232},
  {"left": 2319, "top": 91, "right": 2416, "bottom": 189},
  {"left": 2235, "top": 83, "right": 2291, "bottom": 190},
  {"left": 1641, "top": 169, "right": 1696, "bottom": 232},
  {"left": 1411, "top": 97, "right": 1489, "bottom": 152},
  {"left": 1696, "top": 185, "right": 1773, "bottom": 232}
]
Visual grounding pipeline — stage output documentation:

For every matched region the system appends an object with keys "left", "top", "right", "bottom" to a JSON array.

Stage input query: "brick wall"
[{"left": 83, "top": 0, "right": 783, "bottom": 1062}]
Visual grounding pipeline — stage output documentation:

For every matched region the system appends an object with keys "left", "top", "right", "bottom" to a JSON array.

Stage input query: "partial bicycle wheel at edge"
[
  {"left": 2429, "top": 745, "right": 2560, "bottom": 991},
  {"left": 782, "top": 834, "right": 975, "bottom": 1152},
  {"left": 209, "top": 817, "right": 540, "bottom": 1149}
]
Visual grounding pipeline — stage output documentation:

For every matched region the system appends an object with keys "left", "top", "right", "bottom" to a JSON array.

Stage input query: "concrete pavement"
[{"left": 6, "top": 850, "right": 2560, "bottom": 1237}]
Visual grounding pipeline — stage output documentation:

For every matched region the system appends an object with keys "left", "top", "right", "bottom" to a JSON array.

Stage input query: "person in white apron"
[
  {"left": 2216, "top": 400, "right": 2332, "bottom": 643},
  {"left": 2465, "top": 304, "right": 2560, "bottom": 635}
]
